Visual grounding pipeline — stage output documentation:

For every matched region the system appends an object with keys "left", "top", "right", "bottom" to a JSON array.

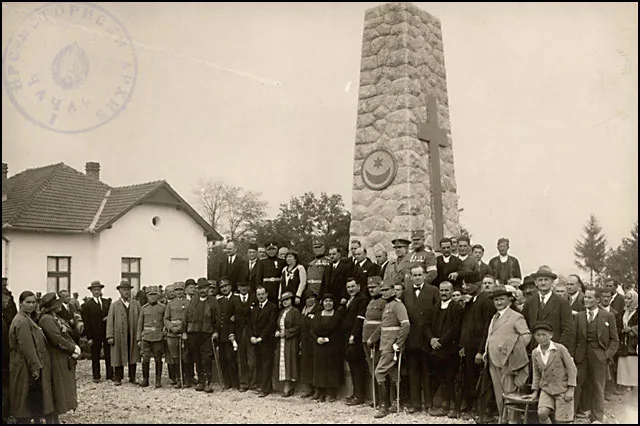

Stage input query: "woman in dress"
[
  {"left": 281, "top": 250, "right": 307, "bottom": 306},
  {"left": 9, "top": 291, "right": 54, "bottom": 424},
  {"left": 616, "top": 289, "right": 638, "bottom": 396},
  {"left": 274, "top": 292, "right": 303, "bottom": 397},
  {"left": 299, "top": 292, "right": 322, "bottom": 398},
  {"left": 38, "top": 292, "right": 81, "bottom": 423},
  {"left": 311, "top": 293, "right": 344, "bottom": 402}
]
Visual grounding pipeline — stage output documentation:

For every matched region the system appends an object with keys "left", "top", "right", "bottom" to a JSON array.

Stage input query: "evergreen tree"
[
  {"left": 604, "top": 222, "right": 638, "bottom": 289},
  {"left": 574, "top": 214, "right": 607, "bottom": 285}
]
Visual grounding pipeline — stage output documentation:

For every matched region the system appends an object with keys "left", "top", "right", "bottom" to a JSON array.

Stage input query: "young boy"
[{"left": 528, "top": 322, "right": 577, "bottom": 424}]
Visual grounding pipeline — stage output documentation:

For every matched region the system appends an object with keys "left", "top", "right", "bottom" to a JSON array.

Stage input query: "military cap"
[
  {"left": 266, "top": 242, "right": 278, "bottom": 249},
  {"left": 146, "top": 285, "right": 160, "bottom": 295},
  {"left": 531, "top": 322, "right": 553, "bottom": 333},
  {"left": 312, "top": 239, "right": 324, "bottom": 247},
  {"left": 185, "top": 278, "right": 197, "bottom": 286},
  {"left": 173, "top": 281, "right": 185, "bottom": 290},
  {"left": 380, "top": 280, "right": 394, "bottom": 291},
  {"left": 196, "top": 277, "right": 210, "bottom": 288},
  {"left": 219, "top": 277, "right": 231, "bottom": 286},
  {"left": 367, "top": 276, "right": 382, "bottom": 286},
  {"left": 411, "top": 230, "right": 425, "bottom": 239},
  {"left": 392, "top": 238, "right": 411, "bottom": 247},
  {"left": 464, "top": 271, "right": 482, "bottom": 284},
  {"left": 248, "top": 243, "right": 258, "bottom": 250},
  {"left": 116, "top": 280, "right": 133, "bottom": 290}
]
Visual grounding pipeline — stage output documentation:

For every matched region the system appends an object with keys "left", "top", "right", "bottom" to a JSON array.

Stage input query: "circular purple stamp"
[{"left": 2, "top": 2, "right": 137, "bottom": 134}]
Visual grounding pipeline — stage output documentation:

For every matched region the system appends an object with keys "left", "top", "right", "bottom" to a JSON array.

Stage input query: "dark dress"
[
  {"left": 281, "top": 265, "right": 305, "bottom": 301},
  {"left": 9, "top": 312, "right": 54, "bottom": 419},
  {"left": 311, "top": 309, "right": 344, "bottom": 388},
  {"left": 300, "top": 304, "right": 322, "bottom": 385},
  {"left": 38, "top": 313, "right": 78, "bottom": 415},
  {"left": 275, "top": 307, "right": 303, "bottom": 382}
]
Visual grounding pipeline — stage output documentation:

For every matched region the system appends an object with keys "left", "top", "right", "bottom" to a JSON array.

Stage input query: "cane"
[
  {"left": 370, "top": 347, "right": 377, "bottom": 410},
  {"left": 212, "top": 338, "right": 224, "bottom": 387},
  {"left": 178, "top": 337, "right": 184, "bottom": 388},
  {"left": 395, "top": 349, "right": 402, "bottom": 414}
]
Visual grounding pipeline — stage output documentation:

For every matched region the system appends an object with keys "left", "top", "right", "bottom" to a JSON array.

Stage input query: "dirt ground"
[{"left": 59, "top": 360, "right": 637, "bottom": 424}]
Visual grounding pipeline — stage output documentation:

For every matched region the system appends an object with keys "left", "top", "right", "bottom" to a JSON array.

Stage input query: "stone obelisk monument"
[{"left": 350, "top": 2, "right": 460, "bottom": 253}]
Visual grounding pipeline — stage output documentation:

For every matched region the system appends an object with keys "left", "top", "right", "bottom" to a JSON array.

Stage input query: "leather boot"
[
  {"left": 389, "top": 381, "right": 398, "bottom": 413},
  {"left": 139, "top": 362, "right": 150, "bottom": 387},
  {"left": 204, "top": 377, "right": 214, "bottom": 393},
  {"left": 374, "top": 383, "right": 389, "bottom": 418},
  {"left": 155, "top": 361, "right": 163, "bottom": 388},
  {"left": 168, "top": 364, "right": 177, "bottom": 385}
]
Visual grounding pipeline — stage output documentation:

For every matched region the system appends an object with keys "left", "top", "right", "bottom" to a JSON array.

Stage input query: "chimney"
[
  {"left": 85, "top": 162, "right": 100, "bottom": 181},
  {"left": 2, "top": 163, "right": 7, "bottom": 200}
]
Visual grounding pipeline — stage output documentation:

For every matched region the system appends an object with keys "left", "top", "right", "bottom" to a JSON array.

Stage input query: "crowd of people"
[{"left": 1, "top": 232, "right": 638, "bottom": 424}]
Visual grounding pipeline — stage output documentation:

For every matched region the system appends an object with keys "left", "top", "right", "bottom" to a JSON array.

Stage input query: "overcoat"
[
  {"left": 38, "top": 313, "right": 78, "bottom": 414},
  {"left": 106, "top": 299, "right": 141, "bottom": 367},
  {"left": 275, "top": 307, "right": 302, "bottom": 381},
  {"left": 311, "top": 310, "right": 344, "bottom": 388}
]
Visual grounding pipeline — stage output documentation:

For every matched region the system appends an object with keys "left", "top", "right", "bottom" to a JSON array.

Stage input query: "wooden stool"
[{"left": 501, "top": 392, "right": 538, "bottom": 424}]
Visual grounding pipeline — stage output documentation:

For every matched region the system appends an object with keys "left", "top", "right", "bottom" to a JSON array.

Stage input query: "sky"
[{"left": 2, "top": 2, "right": 638, "bottom": 278}]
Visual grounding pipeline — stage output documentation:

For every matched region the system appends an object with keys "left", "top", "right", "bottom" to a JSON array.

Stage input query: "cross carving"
[{"left": 418, "top": 95, "right": 449, "bottom": 247}]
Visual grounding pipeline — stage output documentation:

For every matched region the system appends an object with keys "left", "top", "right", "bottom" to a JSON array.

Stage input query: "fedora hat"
[
  {"left": 88, "top": 280, "right": 105, "bottom": 290},
  {"left": 531, "top": 265, "right": 558, "bottom": 280},
  {"left": 116, "top": 280, "right": 133, "bottom": 290},
  {"left": 519, "top": 275, "right": 535, "bottom": 289},
  {"left": 491, "top": 285, "right": 513, "bottom": 299},
  {"left": 196, "top": 277, "right": 210, "bottom": 289},
  {"left": 279, "top": 291, "right": 295, "bottom": 302}
]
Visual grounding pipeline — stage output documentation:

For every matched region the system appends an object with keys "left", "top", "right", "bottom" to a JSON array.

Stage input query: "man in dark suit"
[
  {"left": 218, "top": 241, "right": 244, "bottom": 293},
  {"left": 603, "top": 278, "right": 625, "bottom": 314},
  {"left": 567, "top": 274, "right": 586, "bottom": 314},
  {"left": 321, "top": 246, "right": 351, "bottom": 304},
  {"left": 58, "top": 289, "right": 83, "bottom": 343},
  {"left": 471, "top": 244, "right": 492, "bottom": 279},
  {"left": 403, "top": 264, "right": 441, "bottom": 414},
  {"left": 248, "top": 285, "right": 278, "bottom": 397},
  {"left": 428, "top": 280, "right": 463, "bottom": 418},
  {"left": 456, "top": 236, "right": 479, "bottom": 282},
  {"left": 256, "top": 242, "right": 285, "bottom": 303},
  {"left": 81, "top": 280, "right": 113, "bottom": 382},
  {"left": 214, "top": 278, "right": 239, "bottom": 390},
  {"left": 574, "top": 286, "right": 619, "bottom": 424},
  {"left": 488, "top": 237, "right": 522, "bottom": 284},
  {"left": 375, "top": 248, "right": 390, "bottom": 280},
  {"left": 243, "top": 243, "right": 260, "bottom": 292},
  {"left": 231, "top": 281, "right": 257, "bottom": 392},
  {"left": 353, "top": 247, "right": 379, "bottom": 293},
  {"left": 348, "top": 240, "right": 362, "bottom": 268},
  {"left": 458, "top": 271, "right": 496, "bottom": 420},
  {"left": 522, "top": 266, "right": 574, "bottom": 354},
  {"left": 434, "top": 237, "right": 463, "bottom": 288},
  {"left": 342, "top": 279, "right": 370, "bottom": 406}
]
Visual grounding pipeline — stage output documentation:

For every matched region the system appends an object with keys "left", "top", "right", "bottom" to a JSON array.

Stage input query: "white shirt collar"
[
  {"left": 536, "top": 340, "right": 557, "bottom": 354},
  {"left": 459, "top": 254, "right": 468, "bottom": 262},
  {"left": 440, "top": 299, "right": 452, "bottom": 309},
  {"left": 587, "top": 306, "right": 599, "bottom": 316},
  {"left": 228, "top": 254, "right": 236, "bottom": 263},
  {"left": 260, "top": 300, "right": 267, "bottom": 308},
  {"left": 601, "top": 305, "right": 610, "bottom": 312},
  {"left": 442, "top": 255, "right": 450, "bottom": 263},
  {"left": 499, "top": 254, "right": 509, "bottom": 262},
  {"left": 540, "top": 291, "right": 552, "bottom": 305},
  {"left": 359, "top": 259, "right": 366, "bottom": 267},
  {"left": 199, "top": 296, "right": 208, "bottom": 301},
  {"left": 496, "top": 306, "right": 509, "bottom": 318},
  {"left": 94, "top": 297, "right": 101, "bottom": 304},
  {"left": 120, "top": 298, "right": 129, "bottom": 307}
]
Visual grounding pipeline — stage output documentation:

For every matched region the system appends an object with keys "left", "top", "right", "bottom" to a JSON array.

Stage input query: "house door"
[{"left": 170, "top": 258, "right": 189, "bottom": 283}]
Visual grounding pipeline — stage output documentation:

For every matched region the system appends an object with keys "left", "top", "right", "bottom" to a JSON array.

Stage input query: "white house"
[{"left": 1, "top": 162, "right": 222, "bottom": 301}]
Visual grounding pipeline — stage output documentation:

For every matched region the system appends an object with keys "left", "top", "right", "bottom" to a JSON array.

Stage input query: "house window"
[
  {"left": 47, "top": 256, "right": 71, "bottom": 293},
  {"left": 121, "top": 258, "right": 141, "bottom": 291}
]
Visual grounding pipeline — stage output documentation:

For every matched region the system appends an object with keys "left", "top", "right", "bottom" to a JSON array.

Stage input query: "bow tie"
[{"left": 414, "top": 285, "right": 422, "bottom": 291}]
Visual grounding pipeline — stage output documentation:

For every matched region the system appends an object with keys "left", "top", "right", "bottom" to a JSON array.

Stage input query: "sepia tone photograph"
[{"left": 2, "top": 2, "right": 637, "bottom": 424}]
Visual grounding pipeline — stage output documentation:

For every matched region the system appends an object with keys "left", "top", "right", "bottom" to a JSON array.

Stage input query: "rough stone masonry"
[{"left": 350, "top": 2, "right": 460, "bottom": 253}]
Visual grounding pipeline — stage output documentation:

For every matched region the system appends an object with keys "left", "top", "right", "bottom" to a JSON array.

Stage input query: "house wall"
[
  {"left": 96, "top": 203, "right": 208, "bottom": 300},
  {"left": 3, "top": 204, "right": 208, "bottom": 301}
]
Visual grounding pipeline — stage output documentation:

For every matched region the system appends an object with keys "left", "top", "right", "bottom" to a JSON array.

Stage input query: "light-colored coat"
[
  {"left": 106, "top": 299, "right": 141, "bottom": 367},
  {"left": 486, "top": 307, "right": 531, "bottom": 368},
  {"left": 531, "top": 341, "right": 577, "bottom": 396}
]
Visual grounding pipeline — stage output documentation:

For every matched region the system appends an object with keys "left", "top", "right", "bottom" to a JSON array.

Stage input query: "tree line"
[
  {"left": 574, "top": 213, "right": 638, "bottom": 287},
  {"left": 192, "top": 180, "right": 351, "bottom": 278}
]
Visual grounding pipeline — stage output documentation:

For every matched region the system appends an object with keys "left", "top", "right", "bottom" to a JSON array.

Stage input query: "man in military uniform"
[
  {"left": 373, "top": 280, "right": 411, "bottom": 418},
  {"left": 136, "top": 286, "right": 166, "bottom": 388},
  {"left": 256, "top": 242, "right": 285, "bottom": 303},
  {"left": 164, "top": 282, "right": 189, "bottom": 387},
  {"left": 384, "top": 238, "right": 411, "bottom": 287},
  {"left": 162, "top": 284, "right": 176, "bottom": 385},
  {"left": 214, "top": 277, "right": 239, "bottom": 390},
  {"left": 307, "top": 239, "right": 332, "bottom": 303},
  {"left": 404, "top": 230, "right": 437, "bottom": 290},
  {"left": 363, "top": 276, "right": 388, "bottom": 408}
]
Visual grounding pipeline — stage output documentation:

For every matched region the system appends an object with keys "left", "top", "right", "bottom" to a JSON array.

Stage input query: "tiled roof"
[{"left": 2, "top": 163, "right": 221, "bottom": 240}]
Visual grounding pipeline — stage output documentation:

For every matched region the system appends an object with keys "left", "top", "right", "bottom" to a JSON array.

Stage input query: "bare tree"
[{"left": 193, "top": 179, "right": 232, "bottom": 232}]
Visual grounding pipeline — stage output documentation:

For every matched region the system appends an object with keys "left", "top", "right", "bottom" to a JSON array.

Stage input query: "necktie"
[
  {"left": 588, "top": 310, "right": 595, "bottom": 323},
  {"left": 242, "top": 295, "right": 247, "bottom": 303},
  {"left": 228, "top": 256, "right": 233, "bottom": 265},
  {"left": 96, "top": 298, "right": 102, "bottom": 309},
  {"left": 250, "top": 260, "right": 255, "bottom": 271},
  {"left": 540, "top": 296, "right": 546, "bottom": 310},
  {"left": 491, "top": 312, "right": 500, "bottom": 330}
]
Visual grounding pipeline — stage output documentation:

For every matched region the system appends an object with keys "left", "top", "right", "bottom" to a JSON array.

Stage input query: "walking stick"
[
  {"left": 370, "top": 347, "right": 377, "bottom": 410},
  {"left": 395, "top": 348, "right": 402, "bottom": 414},
  {"left": 178, "top": 337, "right": 184, "bottom": 388},
  {"left": 212, "top": 339, "right": 224, "bottom": 387}
]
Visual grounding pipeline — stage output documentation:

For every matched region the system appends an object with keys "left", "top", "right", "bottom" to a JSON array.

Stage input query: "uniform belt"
[
  {"left": 307, "top": 279, "right": 322, "bottom": 284},
  {"left": 381, "top": 326, "right": 400, "bottom": 331},
  {"left": 263, "top": 277, "right": 281, "bottom": 282},
  {"left": 364, "top": 320, "right": 381, "bottom": 325},
  {"left": 144, "top": 326, "right": 162, "bottom": 331}
]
